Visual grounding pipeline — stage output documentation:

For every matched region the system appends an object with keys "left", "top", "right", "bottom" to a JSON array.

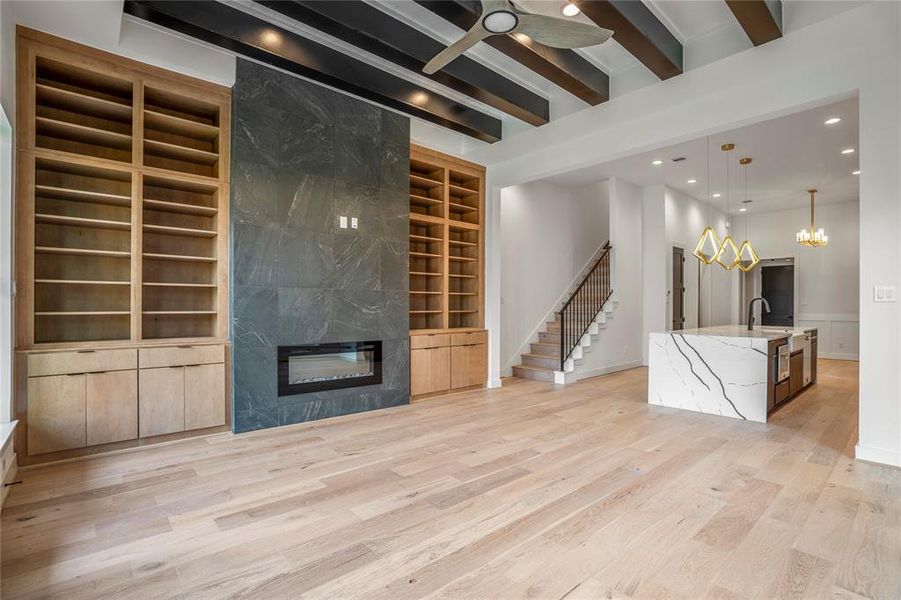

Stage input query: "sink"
[{"left": 755, "top": 327, "right": 805, "bottom": 351}]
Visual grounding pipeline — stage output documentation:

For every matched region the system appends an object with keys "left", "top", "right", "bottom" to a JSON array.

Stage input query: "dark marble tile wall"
[{"left": 231, "top": 59, "right": 410, "bottom": 433}]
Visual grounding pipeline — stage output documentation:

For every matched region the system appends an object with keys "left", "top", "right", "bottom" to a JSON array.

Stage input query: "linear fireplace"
[{"left": 278, "top": 341, "right": 382, "bottom": 396}]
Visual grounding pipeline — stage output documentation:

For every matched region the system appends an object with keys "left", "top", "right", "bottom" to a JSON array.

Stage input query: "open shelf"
[
  {"left": 143, "top": 223, "right": 216, "bottom": 238},
  {"left": 35, "top": 246, "right": 130, "bottom": 258},
  {"left": 143, "top": 198, "right": 217, "bottom": 216},
  {"left": 35, "top": 279, "right": 129, "bottom": 285},
  {"left": 34, "top": 56, "right": 133, "bottom": 164},
  {"left": 409, "top": 149, "right": 483, "bottom": 332},
  {"left": 143, "top": 253, "right": 217, "bottom": 263},
  {"left": 143, "top": 85, "right": 221, "bottom": 179},
  {"left": 36, "top": 213, "right": 130, "bottom": 230},
  {"left": 20, "top": 33, "right": 230, "bottom": 349}
]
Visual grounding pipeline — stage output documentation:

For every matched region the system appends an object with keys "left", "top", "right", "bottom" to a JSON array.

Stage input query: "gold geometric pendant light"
[
  {"left": 693, "top": 137, "right": 722, "bottom": 264},
  {"left": 736, "top": 157, "right": 761, "bottom": 272},
  {"left": 694, "top": 226, "right": 722, "bottom": 264},
  {"left": 737, "top": 239, "right": 761, "bottom": 272},
  {"left": 716, "top": 235, "right": 741, "bottom": 270},
  {"left": 715, "top": 143, "right": 741, "bottom": 270}
]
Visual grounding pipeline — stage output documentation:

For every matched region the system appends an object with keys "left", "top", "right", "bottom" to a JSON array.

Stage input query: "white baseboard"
[
  {"left": 488, "top": 378, "right": 503, "bottom": 389},
  {"left": 855, "top": 443, "right": 901, "bottom": 468},
  {"left": 818, "top": 352, "right": 859, "bottom": 361},
  {"left": 572, "top": 360, "right": 643, "bottom": 382}
]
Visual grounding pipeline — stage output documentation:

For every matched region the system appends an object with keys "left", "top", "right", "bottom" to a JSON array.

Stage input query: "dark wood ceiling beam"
[
  {"left": 414, "top": 0, "right": 609, "bottom": 106},
  {"left": 123, "top": 0, "right": 502, "bottom": 142},
  {"left": 726, "top": 0, "right": 783, "bottom": 46},
  {"left": 574, "top": 0, "right": 682, "bottom": 80},
  {"left": 259, "top": 1, "right": 549, "bottom": 127}
]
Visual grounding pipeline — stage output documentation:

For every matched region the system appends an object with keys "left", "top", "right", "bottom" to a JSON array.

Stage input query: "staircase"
[{"left": 512, "top": 243, "right": 614, "bottom": 384}]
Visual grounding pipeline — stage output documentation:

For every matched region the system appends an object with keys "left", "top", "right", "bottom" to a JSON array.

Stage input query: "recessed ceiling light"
[
  {"left": 824, "top": 117, "right": 841, "bottom": 125},
  {"left": 562, "top": 2, "right": 580, "bottom": 17},
  {"left": 853, "top": 170, "right": 860, "bottom": 175},
  {"left": 687, "top": 178, "right": 697, "bottom": 184},
  {"left": 712, "top": 193, "right": 721, "bottom": 198},
  {"left": 739, "top": 208, "right": 747, "bottom": 212},
  {"left": 841, "top": 148, "right": 855, "bottom": 154},
  {"left": 651, "top": 159, "right": 663, "bottom": 166}
]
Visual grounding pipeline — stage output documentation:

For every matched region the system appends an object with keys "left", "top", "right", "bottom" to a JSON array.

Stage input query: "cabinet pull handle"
[
  {"left": 76, "top": 350, "right": 96, "bottom": 354},
  {"left": 66, "top": 373, "right": 82, "bottom": 377},
  {"left": 177, "top": 345, "right": 193, "bottom": 349},
  {"left": 169, "top": 365, "right": 183, "bottom": 369}
]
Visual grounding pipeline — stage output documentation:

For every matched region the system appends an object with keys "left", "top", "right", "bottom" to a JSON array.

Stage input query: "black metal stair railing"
[{"left": 559, "top": 242, "right": 613, "bottom": 372}]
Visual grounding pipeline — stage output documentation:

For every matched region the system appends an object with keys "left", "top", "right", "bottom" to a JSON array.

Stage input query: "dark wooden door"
[
  {"left": 672, "top": 247, "right": 684, "bottom": 330},
  {"left": 762, "top": 264, "right": 794, "bottom": 326}
]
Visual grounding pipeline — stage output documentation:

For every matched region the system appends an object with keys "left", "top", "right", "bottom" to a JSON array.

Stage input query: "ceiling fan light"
[
  {"left": 562, "top": 3, "right": 580, "bottom": 17},
  {"left": 483, "top": 11, "right": 518, "bottom": 33}
]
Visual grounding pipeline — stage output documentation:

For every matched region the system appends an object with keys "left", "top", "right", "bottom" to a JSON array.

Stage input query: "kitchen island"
[{"left": 648, "top": 325, "right": 817, "bottom": 423}]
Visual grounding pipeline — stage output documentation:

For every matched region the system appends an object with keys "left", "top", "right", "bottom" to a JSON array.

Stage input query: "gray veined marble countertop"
[{"left": 668, "top": 325, "right": 812, "bottom": 340}]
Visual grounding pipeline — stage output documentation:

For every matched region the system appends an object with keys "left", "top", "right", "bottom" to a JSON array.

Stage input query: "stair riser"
[
  {"left": 523, "top": 354, "right": 558, "bottom": 369},
  {"left": 539, "top": 332, "right": 560, "bottom": 344},
  {"left": 530, "top": 344, "right": 559, "bottom": 357},
  {"left": 511, "top": 366, "right": 556, "bottom": 382}
]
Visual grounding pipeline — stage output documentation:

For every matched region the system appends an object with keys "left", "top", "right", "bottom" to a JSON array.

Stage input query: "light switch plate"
[
  {"left": 339, "top": 215, "right": 347, "bottom": 229},
  {"left": 874, "top": 285, "right": 896, "bottom": 302}
]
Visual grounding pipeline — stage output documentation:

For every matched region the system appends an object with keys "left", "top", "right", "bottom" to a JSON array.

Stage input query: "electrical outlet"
[
  {"left": 351, "top": 217, "right": 358, "bottom": 229},
  {"left": 339, "top": 215, "right": 348, "bottom": 229}
]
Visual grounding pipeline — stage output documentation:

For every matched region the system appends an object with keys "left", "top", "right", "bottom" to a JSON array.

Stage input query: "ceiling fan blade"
[
  {"left": 423, "top": 26, "right": 491, "bottom": 74},
  {"left": 513, "top": 13, "right": 613, "bottom": 48}
]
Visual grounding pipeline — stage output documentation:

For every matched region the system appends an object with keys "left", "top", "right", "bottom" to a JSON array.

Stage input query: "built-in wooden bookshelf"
[
  {"left": 408, "top": 146, "right": 484, "bottom": 332},
  {"left": 14, "top": 27, "right": 232, "bottom": 464},
  {"left": 16, "top": 27, "right": 230, "bottom": 348}
]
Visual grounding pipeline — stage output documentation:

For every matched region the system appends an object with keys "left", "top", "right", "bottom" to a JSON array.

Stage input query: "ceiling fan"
[{"left": 423, "top": 0, "right": 613, "bottom": 75}]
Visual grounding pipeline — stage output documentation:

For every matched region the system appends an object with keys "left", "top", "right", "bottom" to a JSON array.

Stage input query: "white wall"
[
  {"left": 573, "top": 178, "right": 644, "bottom": 377},
  {"left": 474, "top": 2, "right": 901, "bottom": 467},
  {"left": 641, "top": 185, "right": 665, "bottom": 365},
  {"left": 499, "top": 180, "right": 609, "bottom": 372},
  {"left": 664, "top": 186, "right": 734, "bottom": 331},
  {"left": 735, "top": 201, "right": 860, "bottom": 359}
]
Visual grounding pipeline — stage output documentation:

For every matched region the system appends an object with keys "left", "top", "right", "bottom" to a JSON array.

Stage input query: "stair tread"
[
  {"left": 513, "top": 364, "right": 555, "bottom": 372},
  {"left": 522, "top": 352, "right": 557, "bottom": 360}
]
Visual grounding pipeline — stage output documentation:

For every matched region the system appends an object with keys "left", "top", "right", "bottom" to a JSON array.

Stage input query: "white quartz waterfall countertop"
[{"left": 674, "top": 325, "right": 809, "bottom": 340}]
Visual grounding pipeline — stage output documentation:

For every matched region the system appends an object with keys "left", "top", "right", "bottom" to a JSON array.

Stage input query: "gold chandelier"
[
  {"left": 736, "top": 157, "right": 760, "bottom": 272},
  {"left": 796, "top": 189, "right": 828, "bottom": 247}
]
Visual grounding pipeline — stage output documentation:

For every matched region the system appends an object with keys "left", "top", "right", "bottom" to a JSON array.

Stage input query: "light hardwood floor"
[{"left": 2, "top": 359, "right": 899, "bottom": 599}]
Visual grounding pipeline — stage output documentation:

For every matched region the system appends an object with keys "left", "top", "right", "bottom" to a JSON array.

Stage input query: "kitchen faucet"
[{"left": 748, "top": 297, "right": 771, "bottom": 330}]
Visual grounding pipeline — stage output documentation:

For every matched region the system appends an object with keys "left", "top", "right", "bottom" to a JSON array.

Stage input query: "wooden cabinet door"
[
  {"left": 811, "top": 341, "right": 818, "bottom": 383},
  {"left": 411, "top": 347, "right": 450, "bottom": 396},
  {"left": 28, "top": 374, "right": 86, "bottom": 454},
  {"left": 86, "top": 370, "right": 138, "bottom": 446},
  {"left": 185, "top": 363, "right": 226, "bottom": 431},
  {"left": 451, "top": 344, "right": 487, "bottom": 389},
  {"left": 140, "top": 367, "right": 185, "bottom": 437},
  {"left": 789, "top": 352, "right": 803, "bottom": 396}
]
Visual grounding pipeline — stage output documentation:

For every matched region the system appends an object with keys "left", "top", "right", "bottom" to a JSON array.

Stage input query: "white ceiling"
[{"left": 544, "top": 97, "right": 860, "bottom": 215}]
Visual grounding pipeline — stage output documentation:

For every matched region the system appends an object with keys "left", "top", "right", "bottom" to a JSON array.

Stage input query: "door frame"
[
  {"left": 671, "top": 246, "right": 685, "bottom": 330},
  {"left": 742, "top": 257, "right": 799, "bottom": 326}
]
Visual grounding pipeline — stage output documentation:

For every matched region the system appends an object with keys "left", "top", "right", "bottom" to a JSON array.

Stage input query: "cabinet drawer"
[
  {"left": 451, "top": 331, "right": 487, "bottom": 346},
  {"left": 410, "top": 334, "right": 450, "bottom": 350},
  {"left": 139, "top": 344, "right": 224, "bottom": 369},
  {"left": 28, "top": 348, "right": 137, "bottom": 377}
]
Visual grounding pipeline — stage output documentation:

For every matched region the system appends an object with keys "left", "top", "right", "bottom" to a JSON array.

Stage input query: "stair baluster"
[{"left": 558, "top": 243, "right": 613, "bottom": 372}]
